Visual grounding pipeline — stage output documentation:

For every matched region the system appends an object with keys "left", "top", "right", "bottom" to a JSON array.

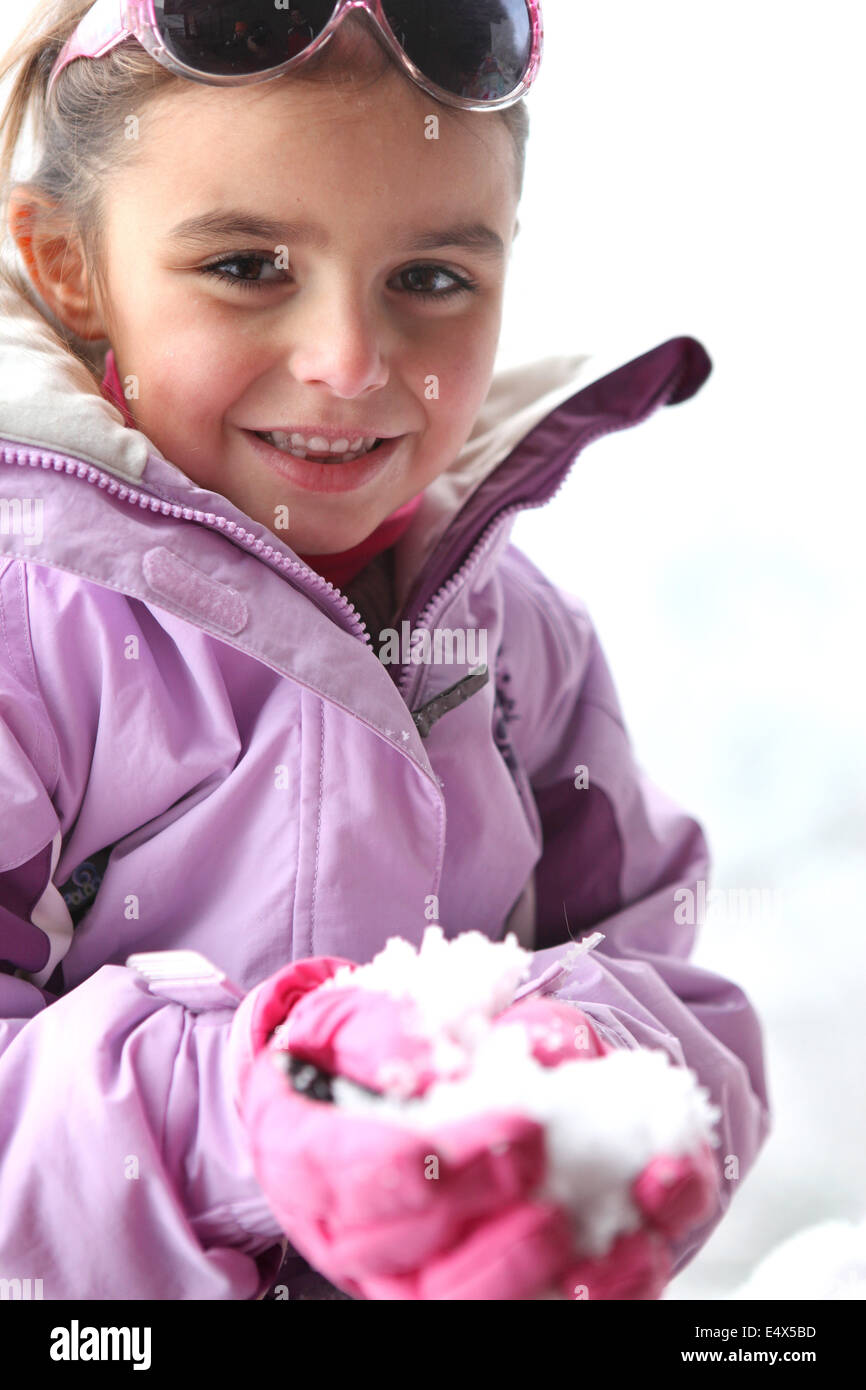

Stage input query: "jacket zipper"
[
  {"left": 393, "top": 364, "right": 687, "bottom": 706},
  {"left": 2, "top": 358, "right": 685, "bottom": 711},
  {"left": 409, "top": 663, "right": 490, "bottom": 739},
  {"left": 0, "top": 446, "right": 372, "bottom": 644}
]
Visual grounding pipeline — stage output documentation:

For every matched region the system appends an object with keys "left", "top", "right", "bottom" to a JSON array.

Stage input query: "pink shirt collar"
[{"left": 100, "top": 350, "right": 423, "bottom": 591}]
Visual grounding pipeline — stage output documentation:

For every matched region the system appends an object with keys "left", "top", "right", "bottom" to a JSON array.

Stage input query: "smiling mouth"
[{"left": 254, "top": 431, "right": 386, "bottom": 463}]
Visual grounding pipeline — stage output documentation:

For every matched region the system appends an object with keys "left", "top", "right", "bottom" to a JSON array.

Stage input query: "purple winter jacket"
[{"left": 0, "top": 280, "right": 770, "bottom": 1299}]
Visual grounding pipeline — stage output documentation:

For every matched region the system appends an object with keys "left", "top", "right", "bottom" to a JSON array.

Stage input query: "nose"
[{"left": 286, "top": 277, "right": 391, "bottom": 400}]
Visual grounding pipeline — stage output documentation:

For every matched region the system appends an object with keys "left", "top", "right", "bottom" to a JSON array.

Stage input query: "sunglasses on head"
[{"left": 49, "top": 1, "right": 543, "bottom": 111}]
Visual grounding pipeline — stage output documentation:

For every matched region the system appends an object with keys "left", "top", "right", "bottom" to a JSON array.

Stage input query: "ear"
[{"left": 7, "top": 186, "right": 108, "bottom": 340}]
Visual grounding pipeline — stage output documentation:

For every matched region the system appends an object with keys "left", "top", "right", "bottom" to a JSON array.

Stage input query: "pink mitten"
[
  {"left": 232, "top": 929, "right": 720, "bottom": 1300},
  {"left": 490, "top": 996, "right": 720, "bottom": 1298},
  {"left": 234, "top": 954, "right": 569, "bottom": 1297}
]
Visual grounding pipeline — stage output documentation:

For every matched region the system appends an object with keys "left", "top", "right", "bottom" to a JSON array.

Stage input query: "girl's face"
[{"left": 92, "top": 60, "right": 519, "bottom": 556}]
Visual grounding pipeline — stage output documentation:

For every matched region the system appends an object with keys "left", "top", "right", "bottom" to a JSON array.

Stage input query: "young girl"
[{"left": 0, "top": 1, "right": 769, "bottom": 1301}]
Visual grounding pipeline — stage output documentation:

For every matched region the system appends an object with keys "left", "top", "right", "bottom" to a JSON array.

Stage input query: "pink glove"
[
  {"left": 492, "top": 997, "right": 719, "bottom": 1298},
  {"left": 232, "top": 956, "right": 719, "bottom": 1299},
  {"left": 233, "top": 957, "right": 570, "bottom": 1298},
  {"left": 484, "top": 997, "right": 717, "bottom": 1299}
]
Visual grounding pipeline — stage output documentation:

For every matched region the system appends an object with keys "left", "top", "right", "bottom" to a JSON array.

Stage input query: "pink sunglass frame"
[{"left": 48, "top": 0, "right": 543, "bottom": 112}]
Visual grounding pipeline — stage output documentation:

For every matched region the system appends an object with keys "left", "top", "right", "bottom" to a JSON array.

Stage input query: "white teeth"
[{"left": 261, "top": 430, "right": 381, "bottom": 463}]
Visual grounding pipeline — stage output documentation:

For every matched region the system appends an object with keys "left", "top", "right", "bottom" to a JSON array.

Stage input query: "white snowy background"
[
  {"left": 497, "top": 2, "right": 866, "bottom": 1298},
  {"left": 1, "top": 0, "right": 863, "bottom": 1299}
]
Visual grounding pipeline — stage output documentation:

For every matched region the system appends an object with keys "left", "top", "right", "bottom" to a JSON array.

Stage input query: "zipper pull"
[{"left": 411, "top": 663, "right": 490, "bottom": 739}]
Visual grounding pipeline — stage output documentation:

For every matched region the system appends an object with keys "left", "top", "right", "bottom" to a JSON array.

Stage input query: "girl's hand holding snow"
[{"left": 232, "top": 928, "right": 721, "bottom": 1299}]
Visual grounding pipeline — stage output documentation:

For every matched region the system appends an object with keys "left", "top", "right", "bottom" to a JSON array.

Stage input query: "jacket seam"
[
  {"left": 0, "top": 560, "right": 60, "bottom": 800},
  {"left": 500, "top": 547, "right": 584, "bottom": 662},
  {"left": 568, "top": 691, "right": 629, "bottom": 738},
  {"left": 501, "top": 555, "right": 629, "bottom": 757},
  {"left": 309, "top": 702, "right": 326, "bottom": 958},
  {"left": 15, "top": 554, "right": 435, "bottom": 777}
]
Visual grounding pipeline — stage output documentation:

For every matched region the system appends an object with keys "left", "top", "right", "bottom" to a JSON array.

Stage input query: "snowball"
[
  {"left": 333, "top": 1018, "right": 720, "bottom": 1254},
  {"left": 320, "top": 925, "right": 720, "bottom": 1255},
  {"left": 322, "top": 924, "right": 533, "bottom": 1044}
]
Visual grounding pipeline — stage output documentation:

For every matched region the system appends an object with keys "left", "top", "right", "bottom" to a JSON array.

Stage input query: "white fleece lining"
[
  {"left": 0, "top": 274, "right": 633, "bottom": 587},
  {"left": 24, "top": 831, "right": 75, "bottom": 989}
]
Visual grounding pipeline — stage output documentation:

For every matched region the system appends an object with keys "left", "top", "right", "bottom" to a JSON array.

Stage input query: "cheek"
[
  {"left": 134, "top": 353, "right": 234, "bottom": 443},
  {"left": 423, "top": 333, "right": 499, "bottom": 439},
  {"left": 399, "top": 287, "right": 501, "bottom": 396},
  {"left": 116, "top": 345, "right": 247, "bottom": 486},
  {"left": 109, "top": 271, "right": 259, "bottom": 418}
]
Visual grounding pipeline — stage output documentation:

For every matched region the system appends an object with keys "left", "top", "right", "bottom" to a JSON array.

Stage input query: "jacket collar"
[
  {"left": 0, "top": 274, "right": 711, "bottom": 778},
  {"left": 0, "top": 274, "right": 708, "bottom": 599}
]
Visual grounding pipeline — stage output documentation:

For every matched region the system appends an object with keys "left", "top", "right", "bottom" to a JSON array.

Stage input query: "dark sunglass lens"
[
  {"left": 152, "top": 2, "right": 335, "bottom": 78},
  {"left": 384, "top": 0, "right": 532, "bottom": 101}
]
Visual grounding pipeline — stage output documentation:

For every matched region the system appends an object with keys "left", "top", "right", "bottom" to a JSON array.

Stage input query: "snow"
[
  {"left": 321, "top": 924, "right": 533, "bottom": 1042},
  {"left": 725, "top": 1216, "right": 866, "bottom": 1302},
  {"left": 495, "top": 2, "right": 866, "bottom": 1299},
  {"left": 3, "top": 0, "right": 859, "bottom": 1304},
  {"left": 323, "top": 928, "right": 720, "bottom": 1256},
  {"left": 335, "top": 1028, "right": 718, "bottom": 1255}
]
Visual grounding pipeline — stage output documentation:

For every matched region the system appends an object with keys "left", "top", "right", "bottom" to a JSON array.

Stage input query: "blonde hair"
[{"left": 0, "top": 2, "right": 530, "bottom": 372}]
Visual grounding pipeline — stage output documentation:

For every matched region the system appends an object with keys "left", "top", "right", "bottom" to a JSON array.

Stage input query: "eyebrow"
[{"left": 167, "top": 211, "right": 505, "bottom": 258}]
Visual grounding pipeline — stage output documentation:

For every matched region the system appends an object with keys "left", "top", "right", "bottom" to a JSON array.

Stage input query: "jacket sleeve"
[
  {"left": 0, "top": 560, "right": 283, "bottom": 1299},
  {"left": 500, "top": 544, "right": 772, "bottom": 1279}
]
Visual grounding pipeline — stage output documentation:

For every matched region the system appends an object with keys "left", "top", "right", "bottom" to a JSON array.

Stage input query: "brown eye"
[
  {"left": 199, "top": 254, "right": 288, "bottom": 289},
  {"left": 396, "top": 264, "right": 478, "bottom": 300}
]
